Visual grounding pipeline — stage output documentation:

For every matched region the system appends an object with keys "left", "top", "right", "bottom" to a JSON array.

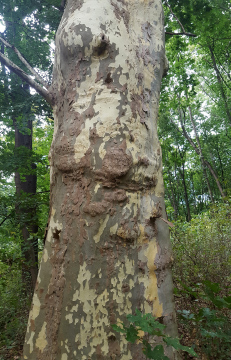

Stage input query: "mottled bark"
[{"left": 23, "top": 1, "right": 179, "bottom": 359}]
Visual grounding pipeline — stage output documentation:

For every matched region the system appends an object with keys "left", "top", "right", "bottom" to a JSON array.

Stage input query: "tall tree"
[
  {"left": 1, "top": 1, "right": 179, "bottom": 359},
  {"left": 0, "top": 0, "right": 62, "bottom": 289},
  {"left": 13, "top": 83, "right": 39, "bottom": 288},
  {"left": 159, "top": 12, "right": 230, "bottom": 216}
]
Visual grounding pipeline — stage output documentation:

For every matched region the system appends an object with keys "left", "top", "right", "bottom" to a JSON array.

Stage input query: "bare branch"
[
  {"left": 165, "top": 31, "right": 197, "bottom": 38},
  {"left": 163, "top": 0, "right": 186, "bottom": 32},
  {"left": 0, "top": 51, "right": 53, "bottom": 106},
  {"left": 163, "top": 0, "right": 197, "bottom": 38},
  {"left": 0, "top": 35, "right": 49, "bottom": 89}
]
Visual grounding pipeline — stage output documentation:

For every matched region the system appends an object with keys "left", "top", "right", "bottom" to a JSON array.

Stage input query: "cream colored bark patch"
[
  {"left": 98, "top": 142, "right": 106, "bottom": 160},
  {"left": 27, "top": 331, "right": 35, "bottom": 354},
  {"left": 94, "top": 183, "right": 100, "bottom": 194},
  {"left": 65, "top": 313, "right": 73, "bottom": 323},
  {"left": 145, "top": 240, "right": 163, "bottom": 317},
  {"left": 25, "top": 292, "right": 41, "bottom": 353},
  {"left": 74, "top": 126, "right": 90, "bottom": 163},
  {"left": 122, "top": 192, "right": 139, "bottom": 220},
  {"left": 72, "top": 262, "right": 110, "bottom": 356},
  {"left": 65, "top": 303, "right": 79, "bottom": 324},
  {"left": 111, "top": 258, "right": 134, "bottom": 314},
  {"left": 43, "top": 248, "right": 48, "bottom": 263},
  {"left": 35, "top": 322, "right": 48, "bottom": 352},
  {"left": 93, "top": 214, "right": 109, "bottom": 243},
  {"left": 30, "top": 293, "right": 41, "bottom": 320},
  {"left": 110, "top": 223, "right": 118, "bottom": 235}
]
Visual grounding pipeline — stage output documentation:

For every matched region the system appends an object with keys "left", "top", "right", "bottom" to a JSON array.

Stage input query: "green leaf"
[
  {"left": 143, "top": 343, "right": 169, "bottom": 360},
  {"left": 111, "top": 324, "right": 126, "bottom": 334},
  {"left": 203, "top": 280, "right": 220, "bottom": 294},
  {"left": 164, "top": 337, "right": 198, "bottom": 357},
  {"left": 125, "top": 325, "right": 139, "bottom": 343},
  {"left": 127, "top": 310, "right": 166, "bottom": 334},
  {"left": 224, "top": 296, "right": 231, "bottom": 305}
]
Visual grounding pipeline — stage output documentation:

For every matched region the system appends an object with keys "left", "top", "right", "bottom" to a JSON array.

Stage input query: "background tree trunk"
[
  {"left": 14, "top": 102, "right": 38, "bottom": 289},
  {"left": 0, "top": 35, "right": 38, "bottom": 291},
  {"left": 23, "top": 1, "right": 179, "bottom": 359}
]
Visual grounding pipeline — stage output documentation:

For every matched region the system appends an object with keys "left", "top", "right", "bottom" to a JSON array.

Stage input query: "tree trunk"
[
  {"left": 1, "top": 44, "right": 38, "bottom": 290},
  {"left": 179, "top": 164, "right": 191, "bottom": 222},
  {"left": 208, "top": 45, "right": 231, "bottom": 126},
  {"left": 176, "top": 114, "right": 226, "bottom": 199},
  {"left": 185, "top": 101, "right": 214, "bottom": 203},
  {"left": 14, "top": 108, "right": 38, "bottom": 289},
  {"left": 167, "top": 168, "right": 178, "bottom": 219},
  {"left": 23, "top": 1, "right": 179, "bottom": 359}
]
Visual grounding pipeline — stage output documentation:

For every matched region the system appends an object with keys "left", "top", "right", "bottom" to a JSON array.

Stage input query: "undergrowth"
[
  {"left": 171, "top": 201, "right": 231, "bottom": 359},
  {"left": 0, "top": 201, "right": 230, "bottom": 359},
  {"left": 0, "top": 265, "right": 31, "bottom": 360}
]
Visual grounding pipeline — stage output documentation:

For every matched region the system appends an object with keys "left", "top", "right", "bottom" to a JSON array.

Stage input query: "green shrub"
[
  {"left": 171, "top": 201, "right": 231, "bottom": 291},
  {"left": 0, "top": 263, "right": 31, "bottom": 359},
  {"left": 171, "top": 201, "right": 231, "bottom": 359},
  {"left": 176, "top": 281, "right": 231, "bottom": 360},
  {"left": 112, "top": 309, "right": 197, "bottom": 359}
]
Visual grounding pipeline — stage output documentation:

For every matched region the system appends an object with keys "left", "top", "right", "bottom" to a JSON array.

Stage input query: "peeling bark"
[{"left": 23, "top": 1, "right": 179, "bottom": 359}]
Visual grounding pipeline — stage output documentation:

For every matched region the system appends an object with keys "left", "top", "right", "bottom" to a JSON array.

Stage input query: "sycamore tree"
[{"left": 0, "top": 1, "right": 179, "bottom": 359}]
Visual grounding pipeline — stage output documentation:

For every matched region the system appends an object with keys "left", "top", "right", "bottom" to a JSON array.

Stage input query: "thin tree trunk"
[
  {"left": 190, "top": 171, "right": 197, "bottom": 213},
  {"left": 167, "top": 168, "right": 178, "bottom": 219},
  {"left": 215, "top": 146, "right": 225, "bottom": 185},
  {"left": 174, "top": 112, "right": 226, "bottom": 199},
  {"left": 186, "top": 102, "right": 214, "bottom": 203},
  {"left": 179, "top": 163, "right": 191, "bottom": 221},
  {"left": 1, "top": 44, "right": 38, "bottom": 289},
  {"left": 208, "top": 45, "right": 231, "bottom": 126},
  {"left": 14, "top": 99, "right": 38, "bottom": 289}
]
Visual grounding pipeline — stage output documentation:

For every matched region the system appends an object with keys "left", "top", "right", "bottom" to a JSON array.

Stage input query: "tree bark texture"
[{"left": 23, "top": 1, "right": 178, "bottom": 359}]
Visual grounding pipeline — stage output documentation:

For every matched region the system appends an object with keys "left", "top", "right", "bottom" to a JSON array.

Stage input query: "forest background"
[{"left": 0, "top": 0, "right": 230, "bottom": 359}]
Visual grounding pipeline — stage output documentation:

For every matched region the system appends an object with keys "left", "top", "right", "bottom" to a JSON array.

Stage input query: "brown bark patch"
[
  {"left": 93, "top": 33, "right": 110, "bottom": 57},
  {"left": 116, "top": 219, "right": 139, "bottom": 244},
  {"left": 101, "top": 141, "right": 132, "bottom": 179},
  {"left": 122, "top": 283, "right": 130, "bottom": 293},
  {"left": 104, "top": 189, "right": 127, "bottom": 203},
  {"left": 108, "top": 334, "right": 121, "bottom": 359},
  {"left": 111, "top": 1, "right": 129, "bottom": 32},
  {"left": 150, "top": 202, "right": 162, "bottom": 220},
  {"left": 83, "top": 200, "right": 109, "bottom": 217},
  {"left": 43, "top": 236, "right": 67, "bottom": 358},
  {"left": 105, "top": 72, "right": 113, "bottom": 84}
]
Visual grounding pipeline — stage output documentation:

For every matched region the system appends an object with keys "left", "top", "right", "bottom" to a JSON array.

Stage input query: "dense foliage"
[
  {"left": 0, "top": 0, "right": 230, "bottom": 358},
  {"left": 161, "top": 0, "right": 231, "bottom": 220},
  {"left": 172, "top": 202, "right": 231, "bottom": 359},
  {"left": 0, "top": 1, "right": 61, "bottom": 357}
]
